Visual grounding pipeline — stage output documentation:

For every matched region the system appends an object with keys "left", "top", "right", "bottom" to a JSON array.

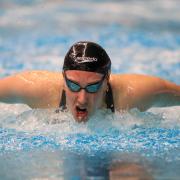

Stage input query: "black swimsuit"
[{"left": 59, "top": 83, "right": 115, "bottom": 113}]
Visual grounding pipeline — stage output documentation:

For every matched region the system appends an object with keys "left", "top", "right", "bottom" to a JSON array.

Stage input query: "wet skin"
[{"left": 64, "top": 70, "right": 108, "bottom": 122}]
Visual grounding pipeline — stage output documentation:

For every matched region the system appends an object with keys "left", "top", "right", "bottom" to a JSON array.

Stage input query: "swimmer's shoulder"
[
  {"left": 109, "top": 73, "right": 164, "bottom": 86},
  {"left": 109, "top": 73, "right": 142, "bottom": 88},
  {"left": 12, "top": 70, "right": 63, "bottom": 82},
  {"left": 10, "top": 70, "right": 63, "bottom": 88},
  {"left": 16, "top": 70, "right": 64, "bottom": 107},
  {"left": 109, "top": 74, "right": 130, "bottom": 110},
  {"left": 109, "top": 73, "right": 160, "bottom": 110}
]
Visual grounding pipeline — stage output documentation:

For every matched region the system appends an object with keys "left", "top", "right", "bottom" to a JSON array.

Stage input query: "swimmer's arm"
[
  {"left": 113, "top": 74, "right": 180, "bottom": 111},
  {"left": 148, "top": 80, "right": 180, "bottom": 107},
  {"left": 0, "top": 71, "right": 62, "bottom": 108},
  {"left": 132, "top": 76, "right": 180, "bottom": 110},
  {"left": 0, "top": 72, "right": 45, "bottom": 107}
]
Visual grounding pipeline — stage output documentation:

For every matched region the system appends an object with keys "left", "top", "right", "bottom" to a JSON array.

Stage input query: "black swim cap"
[{"left": 63, "top": 41, "right": 111, "bottom": 74}]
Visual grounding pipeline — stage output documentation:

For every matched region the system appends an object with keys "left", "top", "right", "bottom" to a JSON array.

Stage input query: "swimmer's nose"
[{"left": 77, "top": 89, "right": 88, "bottom": 105}]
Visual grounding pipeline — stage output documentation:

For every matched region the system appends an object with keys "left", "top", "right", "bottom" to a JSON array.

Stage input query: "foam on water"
[{"left": 0, "top": 104, "right": 179, "bottom": 160}]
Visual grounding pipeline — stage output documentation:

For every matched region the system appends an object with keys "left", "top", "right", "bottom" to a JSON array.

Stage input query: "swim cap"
[{"left": 63, "top": 41, "right": 111, "bottom": 74}]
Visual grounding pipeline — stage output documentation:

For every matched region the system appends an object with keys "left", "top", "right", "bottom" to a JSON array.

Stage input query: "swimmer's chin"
[{"left": 74, "top": 115, "right": 89, "bottom": 123}]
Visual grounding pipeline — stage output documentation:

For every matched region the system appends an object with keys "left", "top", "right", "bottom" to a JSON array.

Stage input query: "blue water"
[{"left": 0, "top": 0, "right": 180, "bottom": 179}]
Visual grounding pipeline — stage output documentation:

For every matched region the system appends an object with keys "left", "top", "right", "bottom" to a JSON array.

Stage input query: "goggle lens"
[
  {"left": 64, "top": 73, "right": 105, "bottom": 93},
  {"left": 67, "top": 80, "right": 81, "bottom": 92}
]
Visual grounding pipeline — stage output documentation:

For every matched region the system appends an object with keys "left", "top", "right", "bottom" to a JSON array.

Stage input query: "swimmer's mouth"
[
  {"left": 76, "top": 106, "right": 87, "bottom": 112},
  {"left": 75, "top": 106, "right": 88, "bottom": 122}
]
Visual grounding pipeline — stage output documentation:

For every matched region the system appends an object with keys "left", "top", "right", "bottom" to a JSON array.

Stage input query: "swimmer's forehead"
[{"left": 64, "top": 70, "right": 104, "bottom": 81}]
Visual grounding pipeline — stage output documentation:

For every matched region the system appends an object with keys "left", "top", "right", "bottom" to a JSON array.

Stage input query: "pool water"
[{"left": 0, "top": 0, "right": 180, "bottom": 179}]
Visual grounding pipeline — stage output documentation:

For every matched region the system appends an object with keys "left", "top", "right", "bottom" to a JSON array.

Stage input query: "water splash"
[{"left": 0, "top": 104, "right": 179, "bottom": 161}]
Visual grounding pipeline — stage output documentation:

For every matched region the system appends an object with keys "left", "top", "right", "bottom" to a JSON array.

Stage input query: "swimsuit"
[{"left": 59, "top": 83, "right": 115, "bottom": 112}]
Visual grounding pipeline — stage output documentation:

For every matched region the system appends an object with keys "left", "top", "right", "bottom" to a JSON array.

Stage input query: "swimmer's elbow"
[
  {"left": 136, "top": 103, "right": 153, "bottom": 112},
  {"left": 140, "top": 81, "right": 180, "bottom": 109},
  {"left": 0, "top": 95, "right": 27, "bottom": 105},
  {"left": 137, "top": 106, "right": 149, "bottom": 112},
  {"left": 151, "top": 93, "right": 180, "bottom": 108}
]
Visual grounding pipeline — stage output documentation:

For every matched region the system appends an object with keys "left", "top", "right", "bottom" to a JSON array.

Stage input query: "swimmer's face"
[{"left": 63, "top": 70, "right": 108, "bottom": 122}]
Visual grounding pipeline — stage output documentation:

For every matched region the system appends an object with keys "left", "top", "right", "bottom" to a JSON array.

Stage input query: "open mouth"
[
  {"left": 76, "top": 106, "right": 87, "bottom": 112},
  {"left": 75, "top": 106, "right": 88, "bottom": 121}
]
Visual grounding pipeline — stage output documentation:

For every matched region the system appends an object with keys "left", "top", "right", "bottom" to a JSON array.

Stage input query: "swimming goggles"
[{"left": 63, "top": 72, "right": 106, "bottom": 93}]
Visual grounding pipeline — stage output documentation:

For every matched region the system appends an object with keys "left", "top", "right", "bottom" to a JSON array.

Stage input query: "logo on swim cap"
[{"left": 75, "top": 57, "right": 98, "bottom": 64}]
